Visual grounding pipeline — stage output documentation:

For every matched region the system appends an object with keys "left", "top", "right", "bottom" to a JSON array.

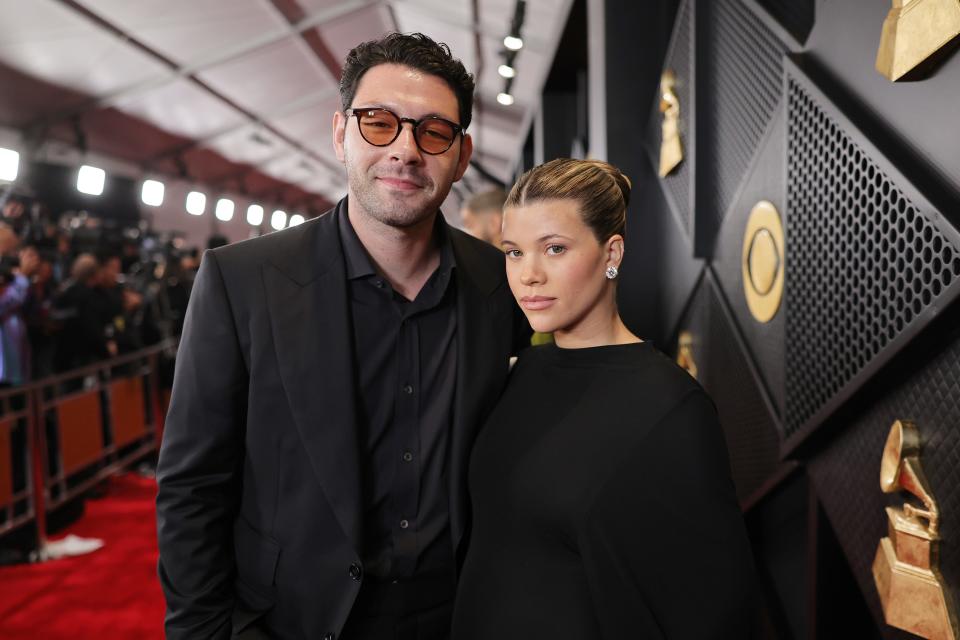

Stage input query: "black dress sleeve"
[{"left": 577, "top": 390, "right": 756, "bottom": 640}]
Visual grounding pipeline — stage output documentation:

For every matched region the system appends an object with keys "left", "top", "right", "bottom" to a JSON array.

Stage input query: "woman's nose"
[{"left": 520, "top": 259, "right": 544, "bottom": 285}]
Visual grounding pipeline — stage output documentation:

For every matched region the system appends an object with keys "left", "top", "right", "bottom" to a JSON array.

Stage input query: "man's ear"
[
  {"left": 333, "top": 111, "right": 347, "bottom": 164},
  {"left": 453, "top": 133, "right": 474, "bottom": 182}
]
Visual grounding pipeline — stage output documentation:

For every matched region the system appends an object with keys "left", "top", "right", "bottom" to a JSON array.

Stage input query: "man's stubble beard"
[{"left": 346, "top": 160, "right": 455, "bottom": 230}]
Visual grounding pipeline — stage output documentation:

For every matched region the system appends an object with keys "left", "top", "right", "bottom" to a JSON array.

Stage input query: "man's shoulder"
[
  {"left": 447, "top": 223, "right": 507, "bottom": 293},
  {"left": 208, "top": 208, "right": 337, "bottom": 278}
]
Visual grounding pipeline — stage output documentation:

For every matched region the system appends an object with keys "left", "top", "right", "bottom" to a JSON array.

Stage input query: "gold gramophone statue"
[
  {"left": 876, "top": 0, "right": 960, "bottom": 81},
  {"left": 658, "top": 70, "right": 683, "bottom": 178},
  {"left": 675, "top": 331, "right": 698, "bottom": 380},
  {"left": 872, "top": 420, "right": 958, "bottom": 639}
]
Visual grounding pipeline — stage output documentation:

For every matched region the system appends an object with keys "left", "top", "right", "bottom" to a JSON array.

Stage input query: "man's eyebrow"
[{"left": 352, "top": 104, "right": 458, "bottom": 122}]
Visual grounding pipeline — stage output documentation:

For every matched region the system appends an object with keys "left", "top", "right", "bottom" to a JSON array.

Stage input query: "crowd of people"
[{"left": 0, "top": 197, "right": 203, "bottom": 386}]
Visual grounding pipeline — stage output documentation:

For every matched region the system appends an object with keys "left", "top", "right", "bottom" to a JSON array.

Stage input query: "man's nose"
[{"left": 389, "top": 123, "right": 423, "bottom": 164}]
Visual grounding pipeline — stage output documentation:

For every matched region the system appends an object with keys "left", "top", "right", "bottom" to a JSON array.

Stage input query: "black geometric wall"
[
  {"left": 626, "top": 0, "right": 960, "bottom": 632},
  {"left": 783, "top": 59, "right": 960, "bottom": 450},
  {"left": 646, "top": 0, "right": 695, "bottom": 239},
  {"left": 671, "top": 272, "right": 783, "bottom": 504},
  {"left": 807, "top": 313, "right": 960, "bottom": 639},
  {"left": 695, "top": 0, "right": 786, "bottom": 255},
  {"left": 709, "top": 103, "right": 787, "bottom": 423}
]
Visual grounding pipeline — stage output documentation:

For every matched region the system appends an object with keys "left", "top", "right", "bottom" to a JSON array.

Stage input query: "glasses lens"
[
  {"left": 357, "top": 109, "right": 400, "bottom": 146},
  {"left": 416, "top": 119, "right": 457, "bottom": 154}
]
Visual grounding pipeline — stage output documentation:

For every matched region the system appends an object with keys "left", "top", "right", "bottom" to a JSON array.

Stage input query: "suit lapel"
[{"left": 263, "top": 207, "right": 363, "bottom": 554}]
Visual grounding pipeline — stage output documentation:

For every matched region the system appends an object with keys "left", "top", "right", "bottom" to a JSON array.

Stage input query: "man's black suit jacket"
[{"left": 156, "top": 201, "right": 528, "bottom": 639}]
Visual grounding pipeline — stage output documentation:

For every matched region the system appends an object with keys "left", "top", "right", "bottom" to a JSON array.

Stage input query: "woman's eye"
[
  {"left": 546, "top": 244, "right": 566, "bottom": 255},
  {"left": 505, "top": 249, "right": 522, "bottom": 258}
]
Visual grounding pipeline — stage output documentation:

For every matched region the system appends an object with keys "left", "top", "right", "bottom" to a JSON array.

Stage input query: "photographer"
[{"left": 0, "top": 240, "right": 40, "bottom": 386}]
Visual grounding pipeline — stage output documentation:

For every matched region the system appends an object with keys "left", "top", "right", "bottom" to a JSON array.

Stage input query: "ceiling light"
[
  {"left": 77, "top": 165, "right": 105, "bottom": 196},
  {"left": 0, "top": 148, "right": 19, "bottom": 182},
  {"left": 498, "top": 64, "right": 516, "bottom": 79},
  {"left": 141, "top": 180, "right": 164, "bottom": 207},
  {"left": 215, "top": 198, "right": 235, "bottom": 222},
  {"left": 186, "top": 191, "right": 206, "bottom": 216},
  {"left": 289, "top": 214, "right": 305, "bottom": 227},
  {"left": 247, "top": 204, "right": 264, "bottom": 226},
  {"left": 503, "top": 35, "right": 523, "bottom": 51},
  {"left": 497, "top": 92, "right": 515, "bottom": 106},
  {"left": 271, "top": 210, "right": 287, "bottom": 230}
]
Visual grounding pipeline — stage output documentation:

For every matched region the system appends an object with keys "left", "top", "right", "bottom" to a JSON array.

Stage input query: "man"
[
  {"left": 459, "top": 188, "right": 506, "bottom": 247},
  {"left": 156, "top": 33, "right": 528, "bottom": 640}
]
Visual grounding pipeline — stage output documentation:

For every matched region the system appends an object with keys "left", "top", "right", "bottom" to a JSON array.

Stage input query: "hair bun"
[{"left": 610, "top": 169, "right": 631, "bottom": 208}]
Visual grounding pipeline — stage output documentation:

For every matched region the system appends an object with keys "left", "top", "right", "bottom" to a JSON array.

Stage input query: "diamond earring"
[{"left": 605, "top": 265, "right": 619, "bottom": 280}]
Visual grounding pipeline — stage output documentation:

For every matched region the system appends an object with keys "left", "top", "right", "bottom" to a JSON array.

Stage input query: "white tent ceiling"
[{"left": 0, "top": 0, "right": 573, "bottom": 215}]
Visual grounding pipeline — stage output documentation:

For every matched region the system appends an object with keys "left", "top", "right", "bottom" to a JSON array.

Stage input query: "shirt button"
[
  {"left": 399, "top": 519, "right": 409, "bottom": 529},
  {"left": 402, "top": 384, "right": 413, "bottom": 395},
  {"left": 348, "top": 563, "right": 362, "bottom": 581},
  {"left": 402, "top": 451, "right": 413, "bottom": 463},
  {"left": 374, "top": 279, "right": 384, "bottom": 288}
]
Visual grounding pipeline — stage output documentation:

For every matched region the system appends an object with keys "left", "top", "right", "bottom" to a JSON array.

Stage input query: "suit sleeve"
[
  {"left": 156, "top": 252, "right": 248, "bottom": 640},
  {"left": 510, "top": 299, "right": 533, "bottom": 355},
  {"left": 578, "top": 391, "right": 757, "bottom": 640}
]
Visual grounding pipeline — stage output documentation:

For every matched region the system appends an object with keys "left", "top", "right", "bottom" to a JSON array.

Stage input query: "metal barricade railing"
[{"left": 0, "top": 339, "right": 177, "bottom": 550}]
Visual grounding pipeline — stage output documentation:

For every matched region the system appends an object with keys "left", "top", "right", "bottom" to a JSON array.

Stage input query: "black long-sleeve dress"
[{"left": 451, "top": 341, "right": 756, "bottom": 639}]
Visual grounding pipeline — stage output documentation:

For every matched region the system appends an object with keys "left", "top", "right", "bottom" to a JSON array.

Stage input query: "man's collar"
[{"left": 336, "top": 198, "right": 457, "bottom": 281}]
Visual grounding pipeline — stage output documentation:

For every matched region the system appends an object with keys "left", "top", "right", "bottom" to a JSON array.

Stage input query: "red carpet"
[{"left": 0, "top": 473, "right": 164, "bottom": 639}]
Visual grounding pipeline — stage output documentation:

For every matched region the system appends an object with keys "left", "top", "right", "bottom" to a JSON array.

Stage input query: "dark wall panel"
[
  {"left": 805, "top": 0, "right": 960, "bottom": 208},
  {"left": 645, "top": 0, "right": 695, "bottom": 239},
  {"left": 696, "top": 0, "right": 786, "bottom": 256},
  {"left": 672, "top": 272, "right": 783, "bottom": 503},
  {"left": 783, "top": 59, "right": 960, "bottom": 449},
  {"left": 710, "top": 104, "right": 787, "bottom": 422},
  {"left": 806, "top": 310, "right": 960, "bottom": 639}
]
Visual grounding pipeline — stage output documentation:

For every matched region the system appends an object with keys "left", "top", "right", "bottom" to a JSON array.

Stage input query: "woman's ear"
[{"left": 605, "top": 234, "right": 625, "bottom": 269}]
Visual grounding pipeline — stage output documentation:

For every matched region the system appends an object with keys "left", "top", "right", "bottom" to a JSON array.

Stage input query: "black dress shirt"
[{"left": 338, "top": 207, "right": 458, "bottom": 580}]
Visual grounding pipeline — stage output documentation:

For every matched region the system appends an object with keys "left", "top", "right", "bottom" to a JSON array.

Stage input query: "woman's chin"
[{"left": 525, "top": 314, "right": 559, "bottom": 335}]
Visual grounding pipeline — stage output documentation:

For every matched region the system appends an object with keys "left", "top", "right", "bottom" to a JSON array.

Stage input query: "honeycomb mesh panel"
[
  {"left": 757, "top": 0, "right": 814, "bottom": 43},
  {"left": 661, "top": 0, "right": 693, "bottom": 237},
  {"left": 700, "top": 0, "right": 785, "bottom": 225},
  {"left": 784, "top": 77, "right": 960, "bottom": 438}
]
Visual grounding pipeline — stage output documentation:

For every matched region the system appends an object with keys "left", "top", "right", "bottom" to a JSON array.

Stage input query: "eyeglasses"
[{"left": 345, "top": 107, "right": 464, "bottom": 155}]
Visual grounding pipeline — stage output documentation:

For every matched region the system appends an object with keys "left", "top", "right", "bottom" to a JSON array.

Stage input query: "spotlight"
[
  {"left": 498, "top": 64, "right": 516, "bottom": 79},
  {"left": 497, "top": 92, "right": 515, "bottom": 106},
  {"left": 215, "top": 198, "right": 235, "bottom": 222},
  {"left": 289, "top": 214, "right": 305, "bottom": 227},
  {"left": 0, "top": 148, "right": 19, "bottom": 182},
  {"left": 247, "top": 204, "right": 264, "bottom": 226},
  {"left": 271, "top": 210, "right": 287, "bottom": 230},
  {"left": 77, "top": 165, "right": 105, "bottom": 196},
  {"left": 141, "top": 180, "right": 165, "bottom": 207},
  {"left": 186, "top": 191, "right": 207, "bottom": 216},
  {"left": 503, "top": 35, "right": 523, "bottom": 51}
]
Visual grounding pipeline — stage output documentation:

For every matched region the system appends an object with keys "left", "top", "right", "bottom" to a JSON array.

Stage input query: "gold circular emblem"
[{"left": 741, "top": 201, "right": 784, "bottom": 323}]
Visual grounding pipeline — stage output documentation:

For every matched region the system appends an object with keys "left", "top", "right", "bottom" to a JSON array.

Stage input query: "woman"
[{"left": 451, "top": 159, "right": 755, "bottom": 639}]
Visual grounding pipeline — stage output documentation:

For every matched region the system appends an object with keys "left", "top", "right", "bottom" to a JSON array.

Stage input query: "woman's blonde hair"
[{"left": 505, "top": 158, "right": 632, "bottom": 242}]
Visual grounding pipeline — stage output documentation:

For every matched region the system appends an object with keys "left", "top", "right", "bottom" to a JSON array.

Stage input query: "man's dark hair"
[{"left": 340, "top": 32, "right": 475, "bottom": 130}]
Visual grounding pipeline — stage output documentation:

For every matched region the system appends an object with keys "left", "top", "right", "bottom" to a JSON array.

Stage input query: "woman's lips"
[
  {"left": 520, "top": 296, "right": 556, "bottom": 311},
  {"left": 378, "top": 176, "right": 422, "bottom": 190}
]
